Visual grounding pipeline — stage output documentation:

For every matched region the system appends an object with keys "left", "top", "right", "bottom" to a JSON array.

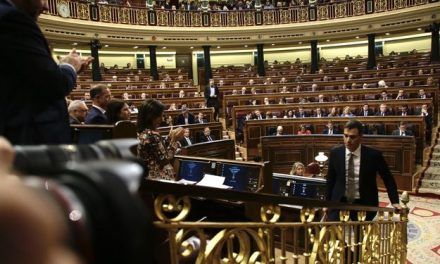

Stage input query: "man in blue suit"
[
  {"left": 326, "top": 120, "right": 401, "bottom": 221},
  {"left": 85, "top": 85, "right": 111, "bottom": 124},
  {"left": 0, "top": 0, "right": 91, "bottom": 144}
]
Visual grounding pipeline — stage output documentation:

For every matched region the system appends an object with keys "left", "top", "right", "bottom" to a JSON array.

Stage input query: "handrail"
[
  {"left": 46, "top": 0, "right": 432, "bottom": 27},
  {"left": 142, "top": 179, "right": 395, "bottom": 212}
]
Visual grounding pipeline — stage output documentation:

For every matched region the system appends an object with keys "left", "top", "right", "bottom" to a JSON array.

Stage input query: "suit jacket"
[
  {"left": 0, "top": 1, "right": 77, "bottom": 144},
  {"left": 326, "top": 145, "right": 399, "bottom": 209},
  {"left": 204, "top": 85, "right": 219, "bottom": 101},
  {"left": 322, "top": 127, "right": 340, "bottom": 135},
  {"left": 176, "top": 113, "right": 195, "bottom": 125},
  {"left": 391, "top": 129, "right": 413, "bottom": 136},
  {"left": 199, "top": 134, "right": 215, "bottom": 143},
  {"left": 69, "top": 116, "right": 81, "bottom": 125},
  {"left": 194, "top": 118, "right": 207, "bottom": 124},
  {"left": 357, "top": 109, "right": 373, "bottom": 116},
  {"left": 179, "top": 136, "right": 193, "bottom": 147},
  {"left": 85, "top": 106, "right": 108, "bottom": 124}
]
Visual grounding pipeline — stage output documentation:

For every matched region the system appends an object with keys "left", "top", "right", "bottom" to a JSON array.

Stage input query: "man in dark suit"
[
  {"left": 322, "top": 121, "right": 340, "bottom": 135},
  {"left": 68, "top": 100, "right": 88, "bottom": 125},
  {"left": 204, "top": 79, "right": 220, "bottom": 121},
  {"left": 194, "top": 112, "right": 207, "bottom": 124},
  {"left": 375, "top": 103, "right": 392, "bottom": 116},
  {"left": 326, "top": 120, "right": 401, "bottom": 221},
  {"left": 199, "top": 126, "right": 215, "bottom": 142},
  {"left": 0, "top": 0, "right": 91, "bottom": 144},
  {"left": 391, "top": 122, "right": 413, "bottom": 136},
  {"left": 179, "top": 128, "right": 193, "bottom": 147},
  {"left": 357, "top": 104, "right": 373, "bottom": 117},
  {"left": 85, "top": 85, "right": 111, "bottom": 124},
  {"left": 176, "top": 107, "right": 195, "bottom": 125}
]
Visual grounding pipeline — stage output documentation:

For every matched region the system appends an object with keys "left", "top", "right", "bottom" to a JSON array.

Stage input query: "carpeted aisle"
[{"left": 379, "top": 192, "right": 440, "bottom": 264}]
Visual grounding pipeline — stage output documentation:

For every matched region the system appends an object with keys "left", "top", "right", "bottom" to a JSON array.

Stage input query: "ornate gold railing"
[
  {"left": 142, "top": 180, "right": 409, "bottom": 263},
  {"left": 46, "top": 0, "right": 432, "bottom": 27}
]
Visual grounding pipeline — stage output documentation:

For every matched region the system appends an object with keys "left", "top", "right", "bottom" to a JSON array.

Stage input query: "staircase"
[{"left": 418, "top": 128, "right": 440, "bottom": 196}]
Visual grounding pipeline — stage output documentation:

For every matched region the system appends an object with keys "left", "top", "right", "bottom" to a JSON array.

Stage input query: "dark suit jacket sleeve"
[
  {"left": 0, "top": 9, "right": 76, "bottom": 100},
  {"left": 375, "top": 150, "right": 399, "bottom": 204},
  {"left": 326, "top": 148, "right": 338, "bottom": 201},
  {"left": 204, "top": 86, "right": 210, "bottom": 100}
]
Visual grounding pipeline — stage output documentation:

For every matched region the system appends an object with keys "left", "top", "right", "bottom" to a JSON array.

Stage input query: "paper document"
[
  {"left": 176, "top": 179, "right": 197, "bottom": 185},
  {"left": 196, "top": 174, "right": 232, "bottom": 189}
]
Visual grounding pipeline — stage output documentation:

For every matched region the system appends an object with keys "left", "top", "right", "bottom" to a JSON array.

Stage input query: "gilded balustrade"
[
  {"left": 47, "top": 0, "right": 431, "bottom": 27},
  {"left": 147, "top": 181, "right": 409, "bottom": 264}
]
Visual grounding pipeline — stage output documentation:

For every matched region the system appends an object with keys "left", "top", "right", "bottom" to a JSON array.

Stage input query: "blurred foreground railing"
[{"left": 141, "top": 180, "right": 409, "bottom": 263}]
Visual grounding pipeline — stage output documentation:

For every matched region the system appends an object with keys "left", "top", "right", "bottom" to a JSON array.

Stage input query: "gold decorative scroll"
[
  {"left": 174, "top": 12, "right": 185, "bottom": 27},
  {"left": 353, "top": 0, "right": 365, "bottom": 15},
  {"left": 98, "top": 5, "right": 111, "bottom": 22},
  {"left": 136, "top": 9, "right": 147, "bottom": 25},
  {"left": 157, "top": 11, "right": 168, "bottom": 26},
  {"left": 227, "top": 12, "right": 238, "bottom": 27},
  {"left": 375, "top": 0, "right": 387, "bottom": 12},
  {"left": 336, "top": 3, "right": 347, "bottom": 18},
  {"left": 263, "top": 10, "right": 275, "bottom": 25},
  {"left": 210, "top": 12, "right": 221, "bottom": 27},
  {"left": 298, "top": 7, "right": 309, "bottom": 22},
  {"left": 244, "top": 11, "right": 255, "bottom": 26},
  {"left": 361, "top": 223, "right": 381, "bottom": 263},
  {"left": 119, "top": 8, "right": 130, "bottom": 24},
  {"left": 77, "top": 3, "right": 90, "bottom": 20},
  {"left": 279, "top": 9, "right": 290, "bottom": 24},
  {"left": 191, "top": 12, "right": 202, "bottom": 27},
  {"left": 318, "top": 5, "right": 329, "bottom": 20}
]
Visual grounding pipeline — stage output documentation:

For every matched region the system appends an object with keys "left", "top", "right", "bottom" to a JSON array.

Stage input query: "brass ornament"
[{"left": 154, "top": 194, "right": 191, "bottom": 222}]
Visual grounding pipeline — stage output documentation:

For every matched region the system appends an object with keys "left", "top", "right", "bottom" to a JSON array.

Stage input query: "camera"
[{"left": 13, "top": 139, "right": 154, "bottom": 264}]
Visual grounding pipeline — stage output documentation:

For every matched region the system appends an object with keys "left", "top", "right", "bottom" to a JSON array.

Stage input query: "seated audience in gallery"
[{"left": 391, "top": 122, "right": 413, "bottom": 136}]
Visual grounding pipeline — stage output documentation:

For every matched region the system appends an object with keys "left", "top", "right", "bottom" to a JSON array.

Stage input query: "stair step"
[{"left": 420, "top": 178, "right": 440, "bottom": 189}]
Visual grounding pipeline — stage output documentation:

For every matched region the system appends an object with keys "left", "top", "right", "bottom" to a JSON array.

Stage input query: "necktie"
[
  {"left": 401, "top": 132, "right": 405, "bottom": 136},
  {"left": 329, "top": 129, "right": 333, "bottom": 135},
  {"left": 346, "top": 153, "right": 356, "bottom": 203},
  {"left": 364, "top": 111, "right": 368, "bottom": 116},
  {"left": 382, "top": 113, "right": 385, "bottom": 116},
  {"left": 208, "top": 136, "right": 212, "bottom": 142}
]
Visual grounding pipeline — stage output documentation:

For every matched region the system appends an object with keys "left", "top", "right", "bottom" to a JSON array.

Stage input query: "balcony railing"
[
  {"left": 46, "top": 0, "right": 432, "bottom": 27},
  {"left": 141, "top": 180, "right": 409, "bottom": 263}
]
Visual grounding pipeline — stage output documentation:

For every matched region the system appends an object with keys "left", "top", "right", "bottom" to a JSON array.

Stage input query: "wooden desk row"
[
  {"left": 69, "top": 86, "right": 199, "bottom": 100},
  {"left": 216, "top": 75, "right": 436, "bottom": 93},
  {"left": 260, "top": 135, "right": 416, "bottom": 191},
  {"left": 180, "top": 139, "right": 236, "bottom": 160},
  {"left": 70, "top": 121, "right": 222, "bottom": 145},
  {"left": 232, "top": 98, "right": 433, "bottom": 131},
  {"left": 76, "top": 79, "right": 194, "bottom": 89},
  {"left": 213, "top": 64, "right": 439, "bottom": 84},
  {"left": 157, "top": 122, "right": 223, "bottom": 144},
  {"left": 79, "top": 97, "right": 206, "bottom": 109},
  {"left": 243, "top": 116, "right": 426, "bottom": 164},
  {"left": 223, "top": 86, "right": 438, "bottom": 119}
]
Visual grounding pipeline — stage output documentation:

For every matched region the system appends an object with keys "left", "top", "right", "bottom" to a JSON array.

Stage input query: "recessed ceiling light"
[
  {"left": 385, "top": 32, "right": 390, "bottom": 35},
  {"left": 190, "top": 46, "right": 194, "bottom": 49},
  {"left": 326, "top": 39, "right": 330, "bottom": 42},
  {"left": 298, "top": 41, "right": 302, "bottom": 44},
  {"left": 217, "top": 46, "right": 220, "bottom": 48},
  {"left": 355, "top": 36, "right": 360, "bottom": 39},
  {"left": 244, "top": 45, "right": 248, "bottom": 47},
  {"left": 104, "top": 44, "right": 109, "bottom": 48},
  {"left": 271, "top": 43, "right": 275, "bottom": 46},
  {"left": 133, "top": 46, "right": 138, "bottom": 49},
  {"left": 162, "top": 47, "right": 167, "bottom": 49},
  {"left": 72, "top": 42, "right": 77, "bottom": 46},
  {"left": 417, "top": 28, "right": 422, "bottom": 31}
]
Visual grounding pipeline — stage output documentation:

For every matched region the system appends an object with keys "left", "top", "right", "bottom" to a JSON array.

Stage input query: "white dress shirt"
[
  {"left": 345, "top": 145, "right": 361, "bottom": 199},
  {"left": 210, "top": 87, "right": 215, "bottom": 97}
]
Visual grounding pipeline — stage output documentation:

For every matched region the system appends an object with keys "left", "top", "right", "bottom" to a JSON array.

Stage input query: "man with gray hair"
[{"left": 68, "top": 100, "right": 89, "bottom": 124}]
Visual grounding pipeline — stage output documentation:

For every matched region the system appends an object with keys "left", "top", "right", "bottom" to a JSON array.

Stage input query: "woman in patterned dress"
[{"left": 137, "top": 99, "right": 184, "bottom": 180}]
